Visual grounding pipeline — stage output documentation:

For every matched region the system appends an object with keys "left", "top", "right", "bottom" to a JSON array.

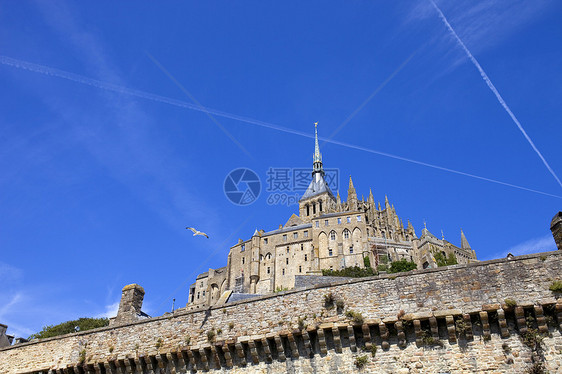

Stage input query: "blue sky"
[{"left": 1, "top": 1, "right": 561, "bottom": 338}]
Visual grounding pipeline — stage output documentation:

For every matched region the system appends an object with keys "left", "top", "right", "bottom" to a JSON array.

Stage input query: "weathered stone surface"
[{"left": 1, "top": 252, "right": 562, "bottom": 373}]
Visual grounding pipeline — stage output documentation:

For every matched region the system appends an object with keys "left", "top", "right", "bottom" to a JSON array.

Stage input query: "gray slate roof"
[{"left": 299, "top": 175, "right": 335, "bottom": 201}]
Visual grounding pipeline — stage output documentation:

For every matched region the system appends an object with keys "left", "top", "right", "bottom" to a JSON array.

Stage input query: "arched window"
[
  {"left": 319, "top": 200, "right": 323, "bottom": 211},
  {"left": 313, "top": 203, "right": 316, "bottom": 214},
  {"left": 343, "top": 229, "right": 350, "bottom": 239},
  {"left": 330, "top": 231, "right": 336, "bottom": 241},
  {"left": 306, "top": 204, "right": 310, "bottom": 216}
]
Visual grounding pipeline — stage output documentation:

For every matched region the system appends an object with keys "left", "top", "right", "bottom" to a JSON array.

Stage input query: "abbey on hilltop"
[{"left": 188, "top": 125, "right": 477, "bottom": 309}]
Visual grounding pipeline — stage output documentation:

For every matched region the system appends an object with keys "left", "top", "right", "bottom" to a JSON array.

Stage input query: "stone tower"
[
  {"left": 551, "top": 211, "right": 562, "bottom": 251},
  {"left": 112, "top": 284, "right": 146, "bottom": 325}
]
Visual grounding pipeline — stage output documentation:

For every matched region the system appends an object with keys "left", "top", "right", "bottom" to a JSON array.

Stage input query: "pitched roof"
[{"left": 299, "top": 175, "right": 335, "bottom": 201}]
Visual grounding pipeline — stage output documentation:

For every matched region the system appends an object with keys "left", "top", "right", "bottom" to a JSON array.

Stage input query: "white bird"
[{"left": 186, "top": 227, "right": 209, "bottom": 239}]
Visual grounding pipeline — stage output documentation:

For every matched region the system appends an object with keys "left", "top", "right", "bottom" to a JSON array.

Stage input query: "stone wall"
[{"left": 1, "top": 251, "right": 562, "bottom": 374}]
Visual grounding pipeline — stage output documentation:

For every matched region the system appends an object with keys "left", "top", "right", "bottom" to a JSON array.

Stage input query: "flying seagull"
[{"left": 186, "top": 227, "right": 209, "bottom": 239}]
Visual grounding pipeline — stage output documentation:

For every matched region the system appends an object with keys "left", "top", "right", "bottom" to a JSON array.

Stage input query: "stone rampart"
[{"left": 1, "top": 251, "right": 562, "bottom": 373}]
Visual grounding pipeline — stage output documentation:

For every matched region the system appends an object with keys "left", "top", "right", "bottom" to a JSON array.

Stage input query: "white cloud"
[
  {"left": 406, "top": 0, "right": 553, "bottom": 57},
  {"left": 485, "top": 234, "right": 556, "bottom": 260},
  {"left": 0, "top": 262, "right": 22, "bottom": 283},
  {"left": 96, "top": 301, "right": 120, "bottom": 319}
]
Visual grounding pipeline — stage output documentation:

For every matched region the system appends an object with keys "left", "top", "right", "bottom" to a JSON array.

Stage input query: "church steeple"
[
  {"left": 461, "top": 230, "right": 471, "bottom": 250},
  {"left": 312, "top": 122, "right": 324, "bottom": 180},
  {"left": 348, "top": 176, "right": 358, "bottom": 210}
]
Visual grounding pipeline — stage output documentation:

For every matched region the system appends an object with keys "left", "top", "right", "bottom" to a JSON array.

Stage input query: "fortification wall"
[{"left": 1, "top": 251, "right": 562, "bottom": 374}]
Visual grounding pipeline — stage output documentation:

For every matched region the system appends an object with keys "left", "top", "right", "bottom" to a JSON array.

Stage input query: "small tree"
[
  {"left": 28, "top": 318, "right": 109, "bottom": 340},
  {"left": 433, "top": 251, "right": 458, "bottom": 267},
  {"left": 388, "top": 259, "right": 417, "bottom": 273}
]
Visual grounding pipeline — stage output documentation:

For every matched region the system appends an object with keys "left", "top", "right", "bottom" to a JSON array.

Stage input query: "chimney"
[
  {"left": 112, "top": 284, "right": 145, "bottom": 325},
  {"left": 551, "top": 211, "right": 562, "bottom": 251},
  {"left": 0, "top": 324, "right": 11, "bottom": 348}
]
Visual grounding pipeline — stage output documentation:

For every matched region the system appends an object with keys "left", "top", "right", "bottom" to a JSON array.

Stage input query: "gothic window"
[
  {"left": 319, "top": 200, "right": 323, "bottom": 211},
  {"left": 313, "top": 203, "right": 316, "bottom": 214},
  {"left": 306, "top": 205, "right": 310, "bottom": 216},
  {"left": 343, "top": 229, "right": 350, "bottom": 239},
  {"left": 330, "top": 231, "right": 336, "bottom": 240}
]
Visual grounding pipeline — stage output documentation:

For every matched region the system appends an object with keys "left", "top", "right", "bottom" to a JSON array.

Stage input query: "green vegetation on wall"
[
  {"left": 433, "top": 251, "right": 458, "bottom": 267},
  {"left": 322, "top": 266, "right": 375, "bottom": 278},
  {"left": 28, "top": 317, "right": 109, "bottom": 340},
  {"left": 388, "top": 259, "right": 417, "bottom": 273}
]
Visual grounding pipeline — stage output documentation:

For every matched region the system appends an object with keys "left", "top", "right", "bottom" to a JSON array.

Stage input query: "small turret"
[
  {"left": 348, "top": 176, "right": 358, "bottom": 210},
  {"left": 460, "top": 229, "right": 471, "bottom": 250},
  {"left": 551, "top": 212, "right": 562, "bottom": 251}
]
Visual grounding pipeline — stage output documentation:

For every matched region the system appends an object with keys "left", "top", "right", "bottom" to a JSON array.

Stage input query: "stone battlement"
[{"left": 1, "top": 251, "right": 561, "bottom": 373}]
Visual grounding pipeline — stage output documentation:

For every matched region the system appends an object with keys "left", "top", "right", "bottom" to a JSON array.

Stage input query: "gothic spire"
[
  {"left": 461, "top": 230, "right": 471, "bottom": 249},
  {"left": 312, "top": 122, "right": 324, "bottom": 180},
  {"left": 368, "top": 188, "right": 374, "bottom": 204},
  {"left": 348, "top": 176, "right": 358, "bottom": 210},
  {"left": 314, "top": 122, "right": 321, "bottom": 162}
]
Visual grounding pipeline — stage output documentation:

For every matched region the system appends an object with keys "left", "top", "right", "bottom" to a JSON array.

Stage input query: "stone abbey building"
[{"left": 188, "top": 125, "right": 477, "bottom": 309}]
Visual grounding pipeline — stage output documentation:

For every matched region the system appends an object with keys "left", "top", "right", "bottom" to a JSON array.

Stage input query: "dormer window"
[{"left": 319, "top": 200, "right": 323, "bottom": 211}]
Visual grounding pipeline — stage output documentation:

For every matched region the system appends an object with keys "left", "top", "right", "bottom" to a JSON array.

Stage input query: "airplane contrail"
[
  {"left": 1, "top": 54, "right": 560, "bottom": 199},
  {"left": 429, "top": 0, "right": 562, "bottom": 189}
]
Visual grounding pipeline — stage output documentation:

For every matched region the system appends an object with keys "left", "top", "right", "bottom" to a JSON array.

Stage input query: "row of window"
[
  {"left": 282, "top": 230, "right": 309, "bottom": 242},
  {"left": 240, "top": 230, "right": 310, "bottom": 252},
  {"left": 315, "top": 215, "right": 361, "bottom": 228}
]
